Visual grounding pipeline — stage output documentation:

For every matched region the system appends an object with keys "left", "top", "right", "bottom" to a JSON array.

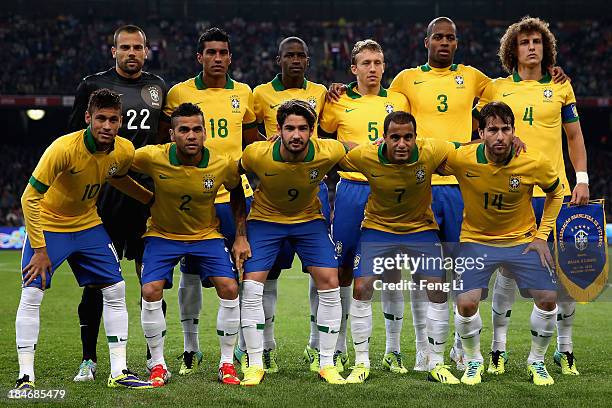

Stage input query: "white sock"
[
  {"left": 349, "top": 298, "right": 372, "bottom": 367},
  {"left": 382, "top": 288, "right": 404, "bottom": 354},
  {"left": 16, "top": 287, "right": 43, "bottom": 381},
  {"left": 455, "top": 308, "right": 483, "bottom": 363},
  {"left": 556, "top": 301, "right": 576, "bottom": 353},
  {"left": 241, "top": 280, "right": 264, "bottom": 368},
  {"left": 178, "top": 273, "right": 202, "bottom": 353},
  {"left": 238, "top": 282, "right": 246, "bottom": 352},
  {"left": 427, "top": 301, "right": 449, "bottom": 369},
  {"left": 528, "top": 304, "right": 557, "bottom": 364},
  {"left": 218, "top": 297, "right": 240, "bottom": 366},
  {"left": 491, "top": 273, "right": 517, "bottom": 352},
  {"left": 262, "top": 280, "right": 278, "bottom": 351},
  {"left": 317, "top": 288, "right": 341, "bottom": 368},
  {"left": 411, "top": 287, "right": 429, "bottom": 351},
  {"left": 308, "top": 276, "right": 319, "bottom": 349},
  {"left": 335, "top": 285, "right": 351, "bottom": 353},
  {"left": 102, "top": 281, "right": 128, "bottom": 377},
  {"left": 141, "top": 299, "right": 166, "bottom": 368},
  {"left": 452, "top": 299, "right": 463, "bottom": 351}
]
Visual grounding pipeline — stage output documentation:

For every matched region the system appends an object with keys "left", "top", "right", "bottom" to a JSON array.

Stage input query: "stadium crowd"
[{"left": 1, "top": 15, "right": 610, "bottom": 96}]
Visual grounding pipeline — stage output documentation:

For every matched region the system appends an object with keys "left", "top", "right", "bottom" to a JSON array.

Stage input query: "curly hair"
[{"left": 498, "top": 16, "right": 557, "bottom": 74}]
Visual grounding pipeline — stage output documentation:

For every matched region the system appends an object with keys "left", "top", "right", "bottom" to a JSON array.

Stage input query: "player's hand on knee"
[
  {"left": 232, "top": 236, "right": 251, "bottom": 273},
  {"left": 569, "top": 183, "right": 589, "bottom": 206},
  {"left": 326, "top": 83, "right": 346, "bottom": 102},
  {"left": 523, "top": 238, "right": 554, "bottom": 271},
  {"left": 23, "top": 248, "right": 52, "bottom": 288}
]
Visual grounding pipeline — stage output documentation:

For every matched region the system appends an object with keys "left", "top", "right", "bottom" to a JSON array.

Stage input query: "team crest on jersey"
[
  {"left": 415, "top": 165, "right": 426, "bottom": 184},
  {"left": 107, "top": 163, "right": 119, "bottom": 177},
  {"left": 508, "top": 175, "right": 521, "bottom": 191},
  {"left": 335, "top": 241, "right": 343, "bottom": 257},
  {"left": 454, "top": 75, "right": 465, "bottom": 88},
  {"left": 309, "top": 168, "right": 320, "bottom": 182},
  {"left": 385, "top": 103, "right": 394, "bottom": 114},
  {"left": 307, "top": 97, "right": 317, "bottom": 110},
  {"left": 543, "top": 88, "right": 553, "bottom": 102},
  {"left": 230, "top": 95, "right": 241, "bottom": 112},
  {"left": 353, "top": 254, "right": 361, "bottom": 269},
  {"left": 203, "top": 174, "right": 216, "bottom": 192},
  {"left": 140, "top": 84, "right": 163, "bottom": 108}
]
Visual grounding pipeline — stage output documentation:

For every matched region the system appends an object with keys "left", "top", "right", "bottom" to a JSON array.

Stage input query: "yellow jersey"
[
  {"left": 163, "top": 73, "right": 256, "bottom": 203},
  {"left": 442, "top": 144, "right": 564, "bottom": 244},
  {"left": 241, "top": 138, "right": 346, "bottom": 223},
  {"left": 131, "top": 143, "right": 240, "bottom": 241},
  {"left": 475, "top": 72, "right": 578, "bottom": 197},
  {"left": 340, "top": 138, "right": 456, "bottom": 233},
  {"left": 389, "top": 63, "right": 491, "bottom": 185},
  {"left": 22, "top": 128, "right": 134, "bottom": 248},
  {"left": 319, "top": 82, "right": 409, "bottom": 181},
  {"left": 253, "top": 74, "right": 327, "bottom": 138}
]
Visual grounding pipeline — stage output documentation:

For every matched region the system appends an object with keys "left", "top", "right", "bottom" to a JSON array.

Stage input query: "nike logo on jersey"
[
  {"left": 270, "top": 103, "right": 280, "bottom": 109},
  {"left": 413, "top": 80, "right": 427, "bottom": 85},
  {"left": 159, "top": 174, "right": 171, "bottom": 179},
  {"left": 502, "top": 92, "right": 515, "bottom": 97},
  {"left": 265, "top": 172, "right": 278, "bottom": 176},
  {"left": 370, "top": 173, "right": 384, "bottom": 178},
  {"left": 345, "top": 108, "right": 357, "bottom": 113},
  {"left": 465, "top": 172, "right": 479, "bottom": 178},
  {"left": 70, "top": 168, "right": 84, "bottom": 174}
]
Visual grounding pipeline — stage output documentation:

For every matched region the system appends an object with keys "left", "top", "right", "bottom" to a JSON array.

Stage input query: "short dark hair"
[
  {"left": 350, "top": 39, "right": 383, "bottom": 65},
  {"left": 278, "top": 36, "right": 309, "bottom": 56},
  {"left": 197, "top": 27, "right": 231, "bottom": 54},
  {"left": 384, "top": 111, "right": 417, "bottom": 135},
  {"left": 426, "top": 17, "right": 456, "bottom": 38},
  {"left": 478, "top": 101, "right": 515, "bottom": 130},
  {"left": 171, "top": 103, "right": 204, "bottom": 128},
  {"left": 113, "top": 25, "right": 147, "bottom": 46},
  {"left": 87, "top": 88, "right": 122, "bottom": 114},
  {"left": 277, "top": 99, "right": 317, "bottom": 130}
]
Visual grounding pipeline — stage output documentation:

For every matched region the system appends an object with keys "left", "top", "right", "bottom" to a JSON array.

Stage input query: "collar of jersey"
[
  {"left": 169, "top": 143, "right": 210, "bottom": 168},
  {"left": 271, "top": 74, "right": 307, "bottom": 91},
  {"left": 476, "top": 143, "right": 514, "bottom": 165},
  {"left": 420, "top": 63, "right": 458, "bottom": 72},
  {"left": 377, "top": 143, "right": 418, "bottom": 165},
  {"left": 194, "top": 72, "right": 234, "bottom": 90},
  {"left": 272, "top": 139, "right": 315, "bottom": 162},
  {"left": 512, "top": 71, "right": 552, "bottom": 83},
  {"left": 346, "top": 82, "right": 387, "bottom": 99},
  {"left": 84, "top": 127, "right": 114, "bottom": 154}
]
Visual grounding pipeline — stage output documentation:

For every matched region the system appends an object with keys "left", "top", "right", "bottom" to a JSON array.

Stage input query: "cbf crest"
[
  {"left": 543, "top": 88, "right": 553, "bottom": 102},
  {"left": 454, "top": 75, "right": 465, "bottom": 88},
  {"left": 230, "top": 95, "right": 241, "bottom": 113},
  {"left": 140, "top": 84, "right": 163, "bottom": 108},
  {"left": 307, "top": 97, "right": 317, "bottom": 110},
  {"left": 107, "top": 163, "right": 119, "bottom": 177},
  {"left": 555, "top": 200, "right": 608, "bottom": 302},
  {"left": 508, "top": 175, "right": 521, "bottom": 192},
  {"left": 384, "top": 103, "right": 394, "bottom": 114},
  {"left": 203, "top": 174, "right": 216, "bottom": 192},
  {"left": 309, "top": 168, "right": 320, "bottom": 183},
  {"left": 415, "top": 165, "right": 426, "bottom": 184}
]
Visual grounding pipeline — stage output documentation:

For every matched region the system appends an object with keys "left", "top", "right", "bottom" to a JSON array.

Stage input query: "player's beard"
[
  {"left": 119, "top": 58, "right": 143, "bottom": 75},
  {"left": 282, "top": 137, "right": 307, "bottom": 155}
]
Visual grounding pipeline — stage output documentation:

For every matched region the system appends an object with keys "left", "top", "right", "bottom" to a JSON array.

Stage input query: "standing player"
[
  {"left": 338, "top": 111, "right": 461, "bottom": 384},
  {"left": 475, "top": 16, "right": 588, "bottom": 376},
  {"left": 162, "top": 27, "right": 260, "bottom": 375},
  {"left": 68, "top": 25, "right": 168, "bottom": 381},
  {"left": 15, "top": 89, "right": 153, "bottom": 390},
  {"left": 131, "top": 103, "right": 249, "bottom": 387},
  {"left": 444, "top": 101, "right": 564, "bottom": 385},
  {"left": 245, "top": 36, "right": 328, "bottom": 373},
  {"left": 240, "top": 100, "right": 349, "bottom": 385},
  {"left": 319, "top": 39, "right": 410, "bottom": 374}
]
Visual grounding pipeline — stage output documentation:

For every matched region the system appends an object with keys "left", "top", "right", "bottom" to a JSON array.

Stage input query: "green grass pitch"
[{"left": 0, "top": 249, "right": 611, "bottom": 407}]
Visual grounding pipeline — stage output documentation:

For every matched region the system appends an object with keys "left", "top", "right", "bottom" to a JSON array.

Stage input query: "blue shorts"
[
  {"left": 455, "top": 242, "right": 558, "bottom": 296},
  {"left": 21, "top": 225, "right": 123, "bottom": 289},
  {"left": 432, "top": 185, "right": 463, "bottom": 244},
  {"left": 353, "top": 228, "right": 444, "bottom": 279},
  {"left": 142, "top": 237, "right": 237, "bottom": 289},
  {"left": 532, "top": 196, "right": 572, "bottom": 242},
  {"left": 332, "top": 178, "right": 370, "bottom": 267},
  {"left": 244, "top": 219, "right": 337, "bottom": 273},
  {"left": 318, "top": 181, "right": 331, "bottom": 226}
]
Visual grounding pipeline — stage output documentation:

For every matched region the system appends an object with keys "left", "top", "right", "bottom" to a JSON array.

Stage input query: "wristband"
[{"left": 575, "top": 171, "right": 589, "bottom": 185}]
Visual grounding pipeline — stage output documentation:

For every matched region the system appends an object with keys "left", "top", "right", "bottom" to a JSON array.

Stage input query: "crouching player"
[
  {"left": 132, "top": 103, "right": 250, "bottom": 387},
  {"left": 15, "top": 89, "right": 154, "bottom": 390},
  {"left": 239, "top": 99, "right": 350, "bottom": 385},
  {"left": 441, "top": 102, "right": 564, "bottom": 385}
]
